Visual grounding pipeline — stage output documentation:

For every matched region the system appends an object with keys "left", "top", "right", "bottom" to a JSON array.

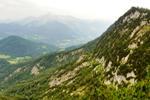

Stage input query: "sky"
[{"left": 0, "top": 0, "right": 149, "bottom": 22}]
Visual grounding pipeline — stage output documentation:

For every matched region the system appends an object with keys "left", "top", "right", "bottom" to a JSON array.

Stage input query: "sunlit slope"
[{"left": 2, "top": 7, "right": 150, "bottom": 100}]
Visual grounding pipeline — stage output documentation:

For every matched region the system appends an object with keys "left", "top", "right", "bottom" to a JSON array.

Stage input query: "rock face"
[
  {"left": 31, "top": 66, "right": 39, "bottom": 75},
  {"left": 94, "top": 7, "right": 150, "bottom": 84},
  {"left": 49, "top": 61, "right": 89, "bottom": 87}
]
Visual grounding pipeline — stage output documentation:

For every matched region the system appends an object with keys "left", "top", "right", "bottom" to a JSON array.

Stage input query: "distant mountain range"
[
  {"left": 0, "top": 14, "right": 110, "bottom": 48},
  {"left": 0, "top": 36, "right": 58, "bottom": 57}
]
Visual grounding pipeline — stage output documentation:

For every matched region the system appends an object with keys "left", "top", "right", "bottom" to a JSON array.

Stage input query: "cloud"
[
  {"left": 0, "top": 0, "right": 149, "bottom": 21},
  {"left": 0, "top": 0, "right": 47, "bottom": 21}
]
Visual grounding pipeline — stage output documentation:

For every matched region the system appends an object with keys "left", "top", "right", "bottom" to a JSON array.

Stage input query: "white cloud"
[
  {"left": 0, "top": 0, "right": 47, "bottom": 21},
  {"left": 0, "top": 0, "right": 149, "bottom": 21}
]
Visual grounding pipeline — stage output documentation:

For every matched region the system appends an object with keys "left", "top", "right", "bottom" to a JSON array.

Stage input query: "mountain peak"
[
  {"left": 125, "top": 7, "right": 150, "bottom": 15},
  {"left": 120, "top": 7, "right": 150, "bottom": 23},
  {"left": 106, "top": 7, "right": 150, "bottom": 33},
  {"left": 130, "top": 7, "right": 150, "bottom": 12}
]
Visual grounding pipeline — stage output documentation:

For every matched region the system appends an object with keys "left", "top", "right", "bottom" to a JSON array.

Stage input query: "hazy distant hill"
[{"left": 0, "top": 36, "right": 58, "bottom": 57}]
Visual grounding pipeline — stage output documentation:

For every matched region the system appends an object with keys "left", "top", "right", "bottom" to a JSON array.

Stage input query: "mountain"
[
  {"left": 0, "top": 36, "right": 58, "bottom": 57},
  {"left": 0, "top": 14, "right": 110, "bottom": 48},
  {"left": 1, "top": 7, "right": 150, "bottom": 99},
  {"left": 94, "top": 7, "right": 150, "bottom": 81}
]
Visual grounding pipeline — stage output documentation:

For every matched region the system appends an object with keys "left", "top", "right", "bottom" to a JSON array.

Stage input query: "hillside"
[
  {"left": 0, "top": 44, "right": 91, "bottom": 89},
  {"left": 0, "top": 95, "right": 24, "bottom": 100},
  {"left": 0, "top": 36, "right": 58, "bottom": 88},
  {"left": 0, "top": 36, "right": 58, "bottom": 57},
  {"left": 1, "top": 7, "right": 150, "bottom": 99},
  {"left": 94, "top": 7, "right": 150, "bottom": 82}
]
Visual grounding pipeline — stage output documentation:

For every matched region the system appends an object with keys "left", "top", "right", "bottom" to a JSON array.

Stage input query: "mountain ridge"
[{"left": 94, "top": 7, "right": 150, "bottom": 83}]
